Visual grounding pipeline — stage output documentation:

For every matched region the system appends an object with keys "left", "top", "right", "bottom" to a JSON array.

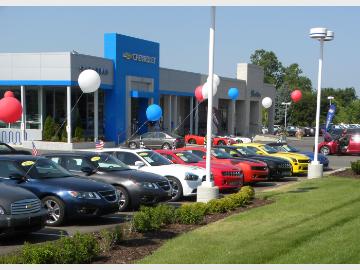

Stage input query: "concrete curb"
[{"left": 324, "top": 167, "right": 350, "bottom": 176}]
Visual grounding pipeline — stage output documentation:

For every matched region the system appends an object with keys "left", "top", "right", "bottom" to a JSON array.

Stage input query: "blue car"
[
  {"left": 0, "top": 155, "right": 120, "bottom": 226},
  {"left": 267, "top": 143, "right": 329, "bottom": 168}
]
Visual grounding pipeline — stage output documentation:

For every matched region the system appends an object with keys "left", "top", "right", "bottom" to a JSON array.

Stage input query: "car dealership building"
[{"left": 0, "top": 33, "right": 275, "bottom": 146}]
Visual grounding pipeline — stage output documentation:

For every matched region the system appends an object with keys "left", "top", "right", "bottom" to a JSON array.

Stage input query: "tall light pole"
[
  {"left": 308, "top": 27, "right": 334, "bottom": 179},
  {"left": 328, "top": 96, "right": 334, "bottom": 106},
  {"left": 197, "top": 6, "right": 219, "bottom": 202},
  {"left": 281, "top": 102, "right": 291, "bottom": 130}
]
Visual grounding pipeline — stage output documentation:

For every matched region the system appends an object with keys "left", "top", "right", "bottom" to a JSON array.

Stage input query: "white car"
[
  {"left": 228, "top": 135, "right": 252, "bottom": 144},
  {"left": 90, "top": 148, "right": 207, "bottom": 201}
]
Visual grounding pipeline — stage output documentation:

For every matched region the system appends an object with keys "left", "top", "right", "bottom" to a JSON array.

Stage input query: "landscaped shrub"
[
  {"left": 152, "top": 203, "right": 177, "bottom": 225},
  {"left": 99, "top": 227, "right": 123, "bottom": 253},
  {"left": 240, "top": 186, "right": 255, "bottom": 199},
  {"left": 220, "top": 197, "right": 238, "bottom": 212},
  {"left": 61, "top": 126, "right": 67, "bottom": 142},
  {"left": 351, "top": 160, "right": 360, "bottom": 175},
  {"left": 175, "top": 203, "right": 206, "bottom": 225},
  {"left": 43, "top": 115, "right": 54, "bottom": 141},
  {"left": 74, "top": 126, "right": 84, "bottom": 142},
  {"left": 206, "top": 199, "right": 227, "bottom": 214},
  {"left": 20, "top": 232, "right": 99, "bottom": 264}
]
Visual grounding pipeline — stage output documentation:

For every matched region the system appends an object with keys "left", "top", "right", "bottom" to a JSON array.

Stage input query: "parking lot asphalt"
[{"left": 1, "top": 136, "right": 356, "bottom": 256}]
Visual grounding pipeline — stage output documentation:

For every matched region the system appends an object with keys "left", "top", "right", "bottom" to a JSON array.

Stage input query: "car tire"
[
  {"left": 320, "top": 146, "right": 331, "bottom": 156},
  {"left": 42, "top": 196, "right": 66, "bottom": 227},
  {"left": 117, "top": 186, "right": 130, "bottom": 212},
  {"left": 217, "top": 140, "right": 225, "bottom": 145},
  {"left": 161, "top": 143, "right": 171, "bottom": 149},
  {"left": 188, "top": 139, "right": 196, "bottom": 145},
  {"left": 166, "top": 176, "right": 183, "bottom": 202},
  {"left": 128, "top": 142, "right": 138, "bottom": 149}
]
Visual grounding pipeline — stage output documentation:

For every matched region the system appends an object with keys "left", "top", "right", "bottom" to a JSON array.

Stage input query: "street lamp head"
[
  {"left": 324, "top": 30, "right": 334, "bottom": 41},
  {"left": 327, "top": 96, "right": 334, "bottom": 100},
  {"left": 309, "top": 27, "right": 327, "bottom": 40},
  {"left": 281, "top": 102, "right": 291, "bottom": 106}
]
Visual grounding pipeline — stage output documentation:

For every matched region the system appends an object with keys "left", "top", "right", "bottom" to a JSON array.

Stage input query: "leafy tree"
[
  {"left": 43, "top": 116, "right": 54, "bottom": 141},
  {"left": 250, "top": 49, "right": 284, "bottom": 89}
]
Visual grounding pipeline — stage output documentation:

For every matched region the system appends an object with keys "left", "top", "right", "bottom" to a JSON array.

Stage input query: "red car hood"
[{"left": 192, "top": 160, "right": 240, "bottom": 171}]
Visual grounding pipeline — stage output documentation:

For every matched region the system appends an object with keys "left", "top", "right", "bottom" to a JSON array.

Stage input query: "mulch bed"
[
  {"left": 95, "top": 198, "right": 273, "bottom": 264},
  {"left": 331, "top": 168, "right": 360, "bottom": 179}
]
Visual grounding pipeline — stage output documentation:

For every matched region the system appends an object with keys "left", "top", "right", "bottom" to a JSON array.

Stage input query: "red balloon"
[
  {"left": 0, "top": 94, "right": 23, "bottom": 124},
  {"left": 4, "top": 91, "right": 14, "bottom": 98},
  {"left": 195, "top": 85, "right": 204, "bottom": 102},
  {"left": 291, "top": 89, "right": 302, "bottom": 103}
]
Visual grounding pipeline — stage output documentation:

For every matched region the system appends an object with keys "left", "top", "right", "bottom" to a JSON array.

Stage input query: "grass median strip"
[{"left": 139, "top": 176, "right": 360, "bottom": 264}]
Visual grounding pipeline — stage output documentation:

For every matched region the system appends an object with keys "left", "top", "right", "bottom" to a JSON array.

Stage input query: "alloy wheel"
[{"left": 44, "top": 199, "right": 61, "bottom": 224}]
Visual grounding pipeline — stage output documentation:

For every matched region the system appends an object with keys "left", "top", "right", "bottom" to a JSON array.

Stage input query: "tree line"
[{"left": 250, "top": 49, "right": 358, "bottom": 127}]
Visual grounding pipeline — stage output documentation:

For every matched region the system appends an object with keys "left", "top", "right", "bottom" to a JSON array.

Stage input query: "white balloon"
[
  {"left": 202, "top": 81, "right": 218, "bottom": 100},
  {"left": 78, "top": 69, "right": 101, "bottom": 93},
  {"left": 207, "top": 74, "right": 220, "bottom": 86},
  {"left": 262, "top": 97, "right": 273, "bottom": 109}
]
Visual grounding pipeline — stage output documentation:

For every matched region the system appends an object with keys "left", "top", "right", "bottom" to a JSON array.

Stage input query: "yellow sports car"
[{"left": 235, "top": 143, "right": 310, "bottom": 174}]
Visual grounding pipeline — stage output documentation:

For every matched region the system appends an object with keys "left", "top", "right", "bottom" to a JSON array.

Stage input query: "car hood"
[
  {"left": 301, "top": 151, "right": 328, "bottom": 161},
  {"left": 31, "top": 176, "right": 114, "bottom": 192},
  {"left": 194, "top": 161, "right": 240, "bottom": 171},
  {"left": 98, "top": 169, "right": 168, "bottom": 183},
  {"left": 0, "top": 183, "right": 38, "bottom": 207},
  {"left": 270, "top": 152, "right": 309, "bottom": 160},
  {"left": 246, "top": 154, "right": 288, "bottom": 163},
  {"left": 142, "top": 163, "right": 206, "bottom": 176}
]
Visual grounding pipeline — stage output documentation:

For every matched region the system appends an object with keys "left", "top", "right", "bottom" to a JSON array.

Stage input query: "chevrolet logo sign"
[
  {"left": 25, "top": 204, "right": 33, "bottom": 209},
  {"left": 122, "top": 52, "right": 156, "bottom": 64},
  {"left": 123, "top": 52, "right": 133, "bottom": 60}
]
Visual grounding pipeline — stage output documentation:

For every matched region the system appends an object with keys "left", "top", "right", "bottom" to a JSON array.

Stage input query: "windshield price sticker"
[
  {"left": 175, "top": 153, "right": 183, "bottom": 156},
  {"left": 139, "top": 152, "right": 149, "bottom": 157},
  {"left": 21, "top": 161, "right": 35, "bottom": 166},
  {"left": 91, "top": 156, "right": 101, "bottom": 162}
]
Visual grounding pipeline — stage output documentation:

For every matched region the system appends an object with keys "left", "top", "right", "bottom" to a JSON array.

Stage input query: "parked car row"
[{"left": 0, "top": 139, "right": 317, "bottom": 236}]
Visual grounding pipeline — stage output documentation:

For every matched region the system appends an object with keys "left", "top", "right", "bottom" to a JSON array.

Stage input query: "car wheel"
[
  {"left": 188, "top": 139, "right": 196, "bottom": 145},
  {"left": 166, "top": 176, "right": 183, "bottom": 202},
  {"left": 320, "top": 146, "right": 331, "bottom": 156},
  {"left": 217, "top": 140, "right": 225, "bottom": 145},
  {"left": 42, "top": 196, "right": 66, "bottom": 227},
  {"left": 128, "top": 142, "right": 138, "bottom": 149},
  {"left": 161, "top": 143, "right": 171, "bottom": 149},
  {"left": 117, "top": 186, "right": 130, "bottom": 212}
]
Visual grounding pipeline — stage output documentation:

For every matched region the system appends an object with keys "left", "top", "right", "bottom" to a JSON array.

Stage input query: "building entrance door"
[{"left": 131, "top": 97, "right": 148, "bottom": 135}]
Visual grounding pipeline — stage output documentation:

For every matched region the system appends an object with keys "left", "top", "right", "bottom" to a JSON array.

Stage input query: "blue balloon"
[
  {"left": 228, "top": 87, "right": 239, "bottom": 100},
  {"left": 146, "top": 104, "right": 162, "bottom": 121}
]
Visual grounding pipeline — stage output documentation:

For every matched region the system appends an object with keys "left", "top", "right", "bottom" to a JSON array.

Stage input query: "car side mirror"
[
  {"left": 9, "top": 173, "right": 27, "bottom": 183},
  {"left": 81, "top": 167, "right": 96, "bottom": 176},
  {"left": 135, "top": 161, "right": 145, "bottom": 168}
]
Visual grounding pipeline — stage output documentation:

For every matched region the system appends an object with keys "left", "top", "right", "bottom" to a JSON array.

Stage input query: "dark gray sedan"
[
  {"left": 126, "top": 131, "right": 185, "bottom": 150},
  {"left": 0, "top": 183, "right": 47, "bottom": 235}
]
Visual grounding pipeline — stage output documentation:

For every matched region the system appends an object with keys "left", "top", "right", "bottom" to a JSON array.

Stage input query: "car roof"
[
  {"left": 0, "top": 155, "right": 47, "bottom": 161},
  {"left": 238, "top": 143, "right": 263, "bottom": 147},
  {"left": 43, "top": 151, "right": 112, "bottom": 157}
]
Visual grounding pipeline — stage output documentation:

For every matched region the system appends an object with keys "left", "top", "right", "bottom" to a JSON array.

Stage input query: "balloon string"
[
  {"left": 24, "top": 92, "right": 84, "bottom": 178},
  {"left": 172, "top": 100, "right": 203, "bottom": 134}
]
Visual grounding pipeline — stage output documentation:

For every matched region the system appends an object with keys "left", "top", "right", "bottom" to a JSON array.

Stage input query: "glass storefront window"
[{"left": 26, "top": 87, "right": 41, "bottom": 129}]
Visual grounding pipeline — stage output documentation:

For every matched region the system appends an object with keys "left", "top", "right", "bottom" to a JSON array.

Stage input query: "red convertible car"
[
  {"left": 185, "top": 134, "right": 236, "bottom": 146},
  {"left": 177, "top": 146, "right": 269, "bottom": 183},
  {"left": 318, "top": 134, "right": 360, "bottom": 155},
  {"left": 156, "top": 149, "right": 244, "bottom": 190}
]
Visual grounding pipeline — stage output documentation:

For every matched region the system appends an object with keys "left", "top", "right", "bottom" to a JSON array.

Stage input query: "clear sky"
[{"left": 0, "top": 6, "right": 359, "bottom": 94}]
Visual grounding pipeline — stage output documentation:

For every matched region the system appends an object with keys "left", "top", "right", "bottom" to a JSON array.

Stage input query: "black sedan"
[
  {"left": 126, "top": 131, "right": 185, "bottom": 149},
  {"left": 43, "top": 152, "right": 172, "bottom": 211},
  {"left": 0, "top": 156, "right": 120, "bottom": 226},
  {"left": 214, "top": 146, "right": 292, "bottom": 179},
  {"left": 0, "top": 183, "right": 47, "bottom": 235},
  {"left": 0, "top": 143, "right": 31, "bottom": 155}
]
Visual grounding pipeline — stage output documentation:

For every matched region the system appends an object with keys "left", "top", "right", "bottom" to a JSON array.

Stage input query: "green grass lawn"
[{"left": 139, "top": 177, "right": 360, "bottom": 264}]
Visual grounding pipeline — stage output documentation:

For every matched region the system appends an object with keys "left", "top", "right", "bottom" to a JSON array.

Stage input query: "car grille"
[
  {"left": 251, "top": 166, "right": 268, "bottom": 171},
  {"left": 157, "top": 180, "right": 171, "bottom": 191},
  {"left": 222, "top": 171, "right": 241, "bottom": 177},
  {"left": 98, "top": 190, "right": 118, "bottom": 202},
  {"left": 298, "top": 159, "right": 310, "bottom": 163},
  {"left": 11, "top": 199, "right": 41, "bottom": 215},
  {"left": 279, "top": 163, "right": 292, "bottom": 168}
]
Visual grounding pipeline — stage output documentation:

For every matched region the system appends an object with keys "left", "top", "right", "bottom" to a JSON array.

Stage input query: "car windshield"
[
  {"left": 280, "top": 144, "right": 300, "bottom": 152},
  {"left": 18, "top": 159, "right": 73, "bottom": 179},
  {"left": 89, "top": 155, "right": 131, "bottom": 171},
  {"left": 211, "top": 149, "right": 233, "bottom": 159},
  {"left": 235, "top": 146, "right": 257, "bottom": 156},
  {"left": 138, "top": 151, "right": 172, "bottom": 166},
  {"left": 175, "top": 152, "right": 202, "bottom": 163},
  {"left": 260, "top": 145, "right": 279, "bottom": 154}
]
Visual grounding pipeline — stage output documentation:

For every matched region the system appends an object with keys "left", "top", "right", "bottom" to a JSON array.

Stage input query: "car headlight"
[
  {"left": 68, "top": 191, "right": 101, "bottom": 199},
  {"left": 0, "top": 206, "right": 5, "bottom": 215},
  {"left": 139, "top": 182, "right": 159, "bottom": 189},
  {"left": 185, "top": 172, "right": 199, "bottom": 181}
]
